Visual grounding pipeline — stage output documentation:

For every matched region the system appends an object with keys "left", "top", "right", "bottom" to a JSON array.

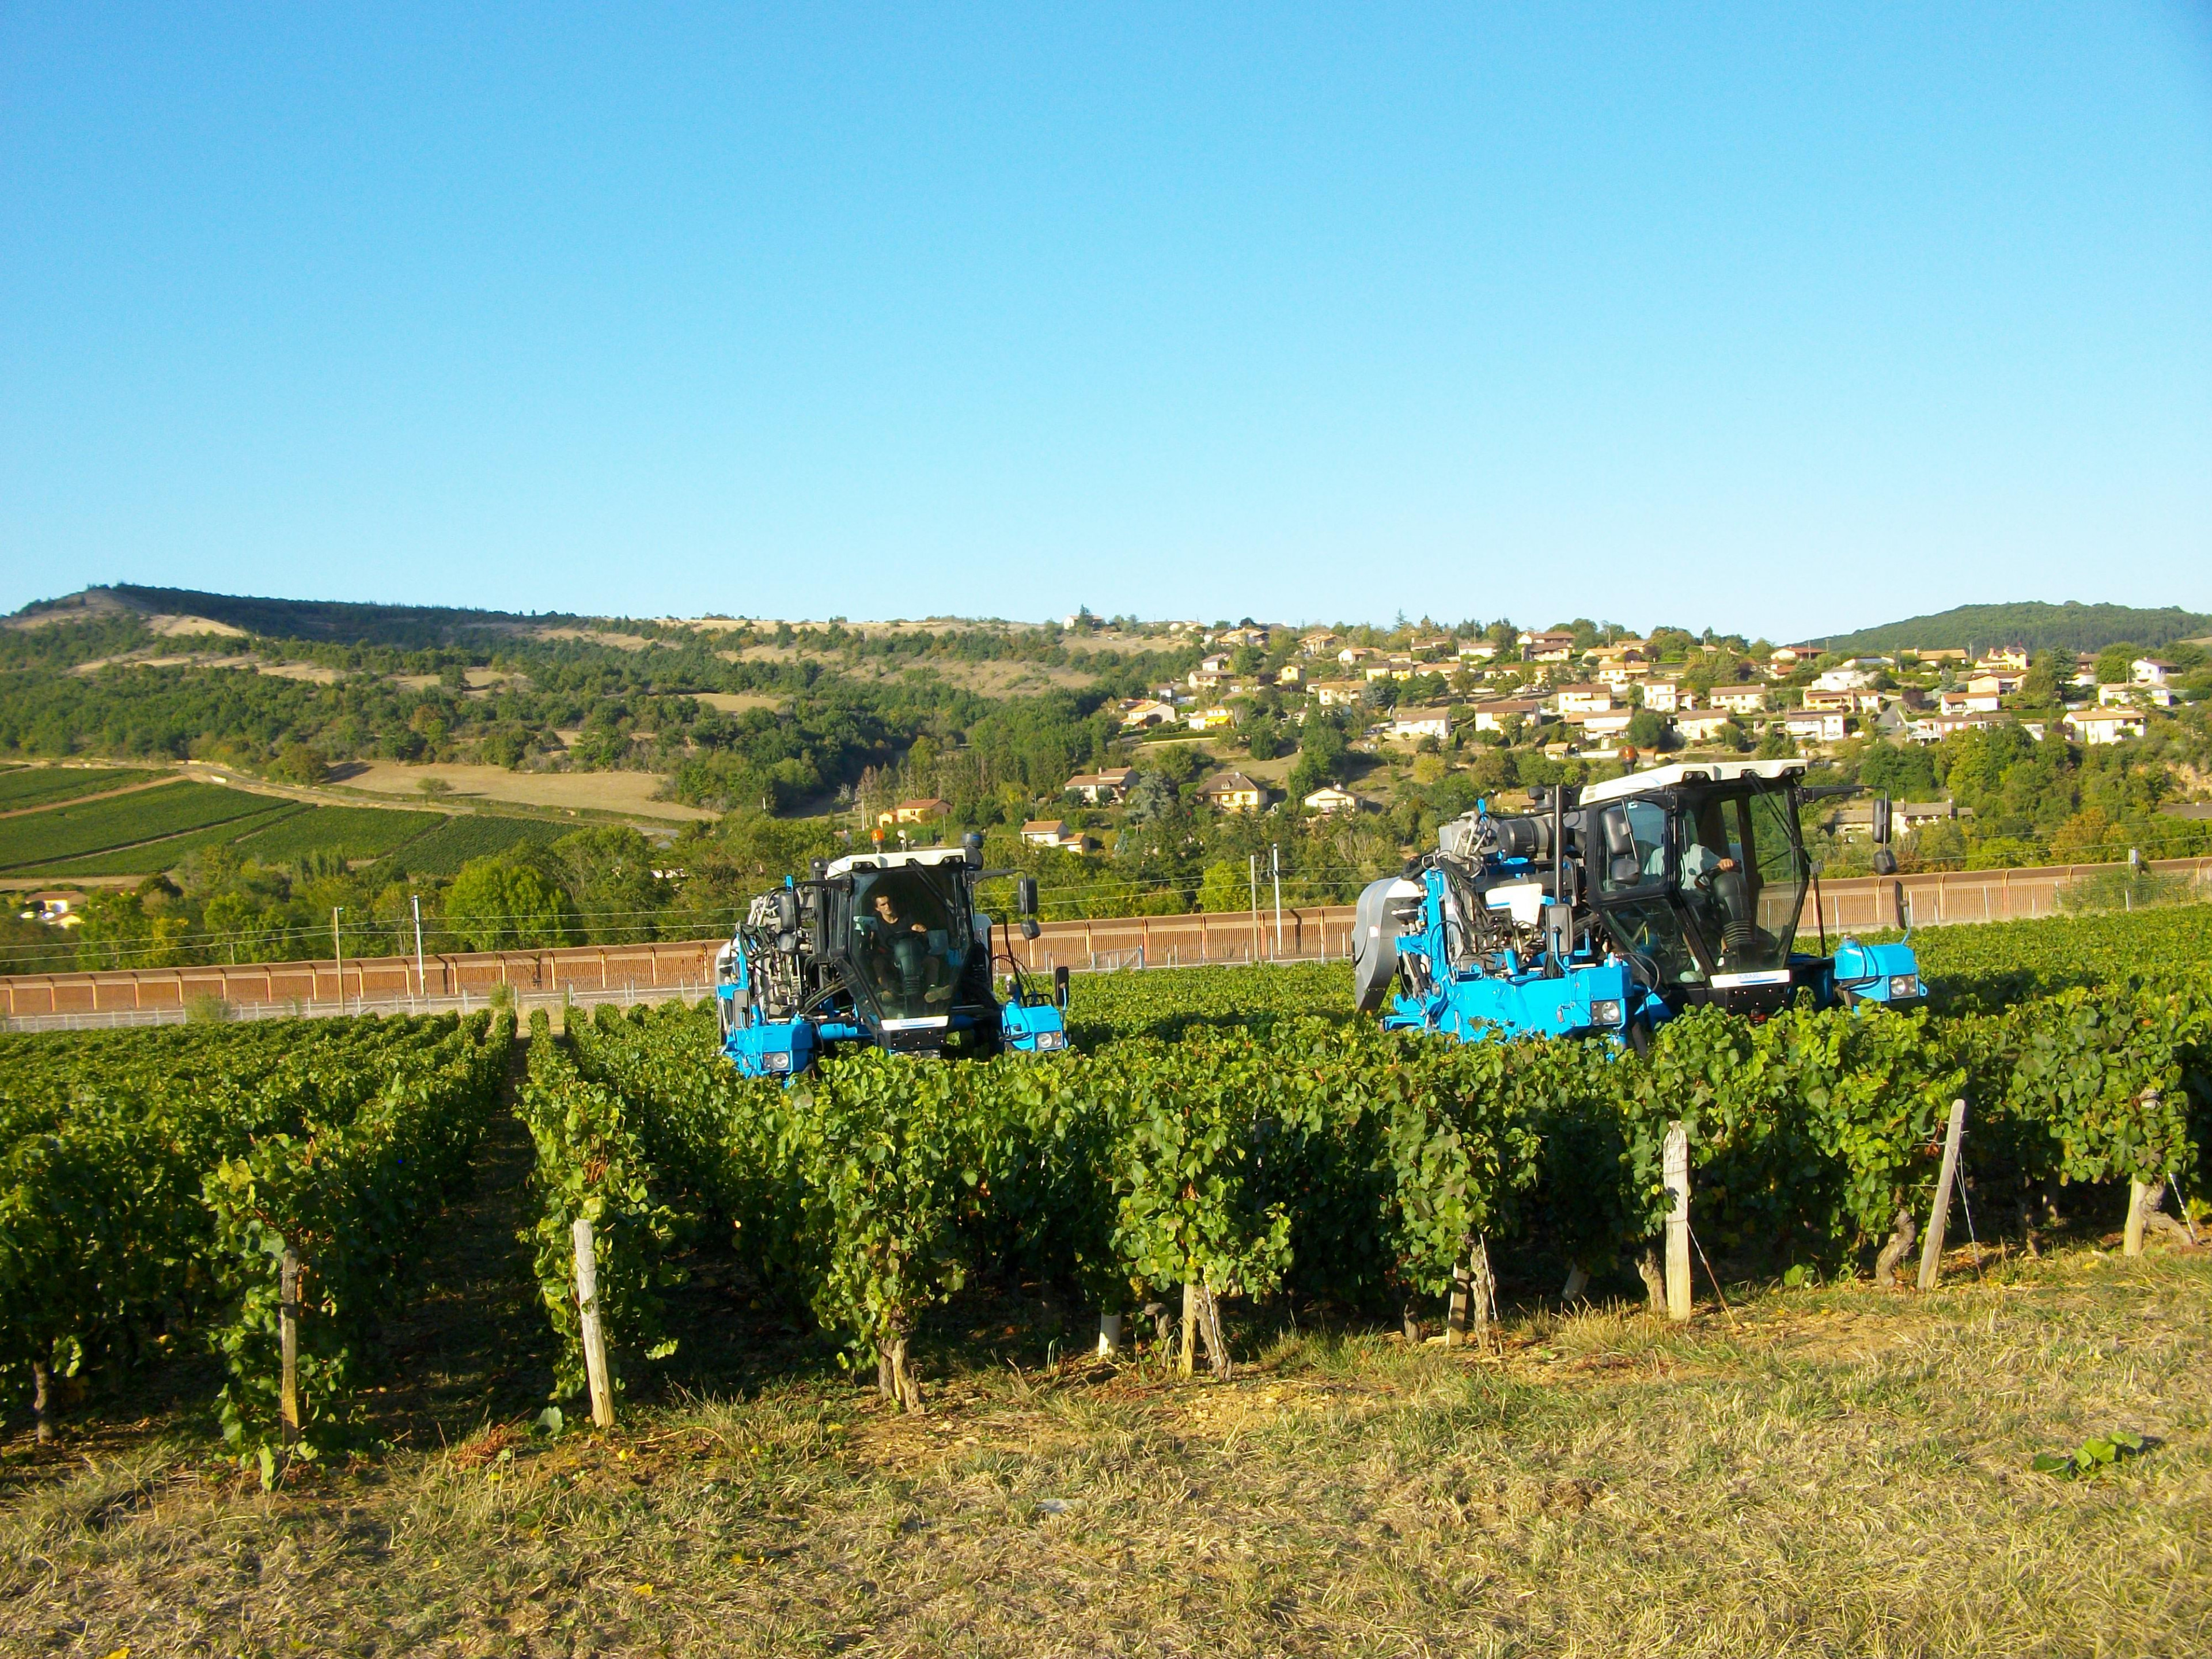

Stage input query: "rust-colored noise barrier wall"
[{"left": 4, "top": 859, "right": 2208, "bottom": 1017}]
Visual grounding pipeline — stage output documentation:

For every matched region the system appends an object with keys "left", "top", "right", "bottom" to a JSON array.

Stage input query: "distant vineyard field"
[
  {"left": 232, "top": 805, "right": 445, "bottom": 863},
  {"left": 379, "top": 812, "right": 571, "bottom": 876},
  {"left": 31, "top": 805, "right": 309, "bottom": 876},
  {"left": 0, "top": 766, "right": 165, "bottom": 812},
  {"left": 0, "top": 782, "right": 288, "bottom": 871}
]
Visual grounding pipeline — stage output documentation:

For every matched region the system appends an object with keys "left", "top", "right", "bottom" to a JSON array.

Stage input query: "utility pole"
[
  {"left": 1248, "top": 853, "right": 1260, "bottom": 963},
  {"left": 1271, "top": 844, "right": 1283, "bottom": 959},
  {"left": 332, "top": 907, "right": 343, "bottom": 1008},
  {"left": 412, "top": 894, "right": 426, "bottom": 998}
]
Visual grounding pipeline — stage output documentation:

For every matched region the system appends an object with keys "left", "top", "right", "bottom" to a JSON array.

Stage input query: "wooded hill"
[{"left": 1820, "top": 601, "right": 2212, "bottom": 657}]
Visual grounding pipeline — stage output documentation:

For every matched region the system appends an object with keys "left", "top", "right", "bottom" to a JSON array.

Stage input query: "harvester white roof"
[{"left": 1577, "top": 759, "right": 1806, "bottom": 808}]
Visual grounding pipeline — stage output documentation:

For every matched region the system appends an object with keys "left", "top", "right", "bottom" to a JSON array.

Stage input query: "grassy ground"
[{"left": 4, "top": 1130, "right": 2206, "bottom": 1658}]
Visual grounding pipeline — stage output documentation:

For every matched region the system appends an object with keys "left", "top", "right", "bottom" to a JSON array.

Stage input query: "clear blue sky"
[{"left": 4, "top": 4, "right": 2209, "bottom": 641}]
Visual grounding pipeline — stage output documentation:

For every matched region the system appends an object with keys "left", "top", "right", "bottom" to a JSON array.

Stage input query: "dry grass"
[
  {"left": 330, "top": 763, "right": 717, "bottom": 823},
  {"left": 5, "top": 1248, "right": 2206, "bottom": 1658}
]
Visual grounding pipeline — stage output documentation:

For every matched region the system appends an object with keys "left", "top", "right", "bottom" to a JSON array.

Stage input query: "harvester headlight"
[
  {"left": 766, "top": 1051, "right": 791, "bottom": 1073},
  {"left": 1034, "top": 1030, "right": 1067, "bottom": 1051},
  {"left": 1889, "top": 976, "right": 1919, "bottom": 999},
  {"left": 1590, "top": 999, "right": 1623, "bottom": 1027}
]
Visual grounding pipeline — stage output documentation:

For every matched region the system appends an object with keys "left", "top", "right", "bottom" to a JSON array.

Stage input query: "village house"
[
  {"left": 1389, "top": 707, "right": 1453, "bottom": 743},
  {"left": 1907, "top": 713, "right": 2007, "bottom": 743},
  {"left": 1641, "top": 680, "right": 1686, "bottom": 713},
  {"left": 1299, "top": 631, "right": 1340, "bottom": 656},
  {"left": 1337, "top": 645, "right": 1377, "bottom": 668},
  {"left": 1313, "top": 681, "right": 1366, "bottom": 708},
  {"left": 2065, "top": 708, "right": 2146, "bottom": 745},
  {"left": 1782, "top": 710, "right": 1849, "bottom": 744},
  {"left": 18, "top": 891, "right": 82, "bottom": 927},
  {"left": 1456, "top": 639, "right": 1499, "bottom": 661},
  {"left": 880, "top": 797, "right": 949, "bottom": 826},
  {"left": 1468, "top": 698, "right": 1545, "bottom": 734},
  {"left": 1186, "top": 706, "right": 1236, "bottom": 732},
  {"left": 1938, "top": 685, "right": 2003, "bottom": 716},
  {"left": 1061, "top": 767, "right": 1134, "bottom": 805},
  {"left": 2100, "top": 680, "right": 2175, "bottom": 710},
  {"left": 1561, "top": 709, "right": 1635, "bottom": 740},
  {"left": 1119, "top": 699, "right": 1179, "bottom": 729},
  {"left": 1706, "top": 684, "right": 1769, "bottom": 716},
  {"left": 1301, "top": 784, "right": 1366, "bottom": 815},
  {"left": 2133, "top": 657, "right": 2176, "bottom": 686},
  {"left": 1198, "top": 771, "right": 1268, "bottom": 813},
  {"left": 1518, "top": 629, "right": 1578, "bottom": 662},
  {"left": 1276, "top": 663, "right": 1305, "bottom": 685},
  {"left": 1547, "top": 684, "right": 1615, "bottom": 715},
  {"left": 1020, "top": 820, "right": 1095, "bottom": 853},
  {"left": 1675, "top": 710, "right": 1737, "bottom": 744},
  {"left": 1975, "top": 646, "right": 2032, "bottom": 674}
]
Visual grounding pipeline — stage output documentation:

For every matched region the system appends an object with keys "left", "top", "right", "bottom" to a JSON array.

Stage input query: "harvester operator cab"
[
  {"left": 715, "top": 836, "right": 1069, "bottom": 1077},
  {"left": 1355, "top": 758, "right": 1924, "bottom": 1047},
  {"left": 850, "top": 869, "right": 964, "bottom": 1020}
]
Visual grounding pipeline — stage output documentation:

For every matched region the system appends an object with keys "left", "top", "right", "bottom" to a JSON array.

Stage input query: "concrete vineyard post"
[
  {"left": 1179, "top": 1282, "right": 1198, "bottom": 1377},
  {"left": 30, "top": 1360, "right": 50, "bottom": 1444},
  {"left": 1663, "top": 1123, "right": 1691, "bottom": 1322},
  {"left": 1097, "top": 1312, "right": 1123, "bottom": 1358},
  {"left": 279, "top": 1247, "right": 301, "bottom": 1444},
  {"left": 1918, "top": 1099, "right": 1968, "bottom": 1291},
  {"left": 572, "top": 1217, "right": 614, "bottom": 1428},
  {"left": 1446, "top": 1251, "right": 1472, "bottom": 1346}
]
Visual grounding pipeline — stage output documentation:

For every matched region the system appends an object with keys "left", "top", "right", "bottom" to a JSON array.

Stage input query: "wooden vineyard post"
[
  {"left": 1663, "top": 1123, "right": 1692, "bottom": 1322},
  {"left": 279, "top": 1247, "right": 301, "bottom": 1444},
  {"left": 1446, "top": 1249, "right": 1472, "bottom": 1347},
  {"left": 1179, "top": 1282, "right": 1199, "bottom": 1378},
  {"left": 1468, "top": 1237, "right": 1495, "bottom": 1336},
  {"left": 2125, "top": 1179, "right": 2156, "bottom": 1258},
  {"left": 572, "top": 1217, "right": 615, "bottom": 1428},
  {"left": 29, "top": 1358, "right": 50, "bottom": 1444},
  {"left": 1918, "top": 1099, "right": 1968, "bottom": 1290}
]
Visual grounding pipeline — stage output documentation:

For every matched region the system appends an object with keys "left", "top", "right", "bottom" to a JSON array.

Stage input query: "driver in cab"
[{"left": 856, "top": 889, "right": 953, "bottom": 1016}]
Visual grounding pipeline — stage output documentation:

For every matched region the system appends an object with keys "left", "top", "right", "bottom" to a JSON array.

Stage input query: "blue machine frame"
[
  {"left": 715, "top": 847, "right": 1068, "bottom": 1078},
  {"left": 1361, "top": 760, "right": 1925, "bottom": 1047}
]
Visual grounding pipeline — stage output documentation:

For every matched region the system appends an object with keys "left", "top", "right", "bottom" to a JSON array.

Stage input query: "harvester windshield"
[
  {"left": 847, "top": 865, "right": 971, "bottom": 1021},
  {"left": 1676, "top": 779, "right": 1808, "bottom": 973},
  {"left": 1588, "top": 772, "right": 1809, "bottom": 984}
]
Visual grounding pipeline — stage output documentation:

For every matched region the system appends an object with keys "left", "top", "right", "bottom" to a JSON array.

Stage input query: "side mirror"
[
  {"left": 1609, "top": 854, "right": 1640, "bottom": 887},
  {"left": 1870, "top": 794, "right": 1893, "bottom": 846},
  {"left": 1053, "top": 965, "right": 1070, "bottom": 1009},
  {"left": 1873, "top": 847, "right": 1898, "bottom": 876},
  {"left": 1017, "top": 876, "right": 1038, "bottom": 918},
  {"left": 774, "top": 889, "right": 800, "bottom": 934},
  {"left": 1021, "top": 916, "right": 1040, "bottom": 941}
]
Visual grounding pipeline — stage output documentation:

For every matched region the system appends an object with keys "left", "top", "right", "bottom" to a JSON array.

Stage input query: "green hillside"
[
  {"left": 86, "top": 584, "right": 574, "bottom": 648},
  {"left": 1819, "top": 601, "right": 2212, "bottom": 657}
]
